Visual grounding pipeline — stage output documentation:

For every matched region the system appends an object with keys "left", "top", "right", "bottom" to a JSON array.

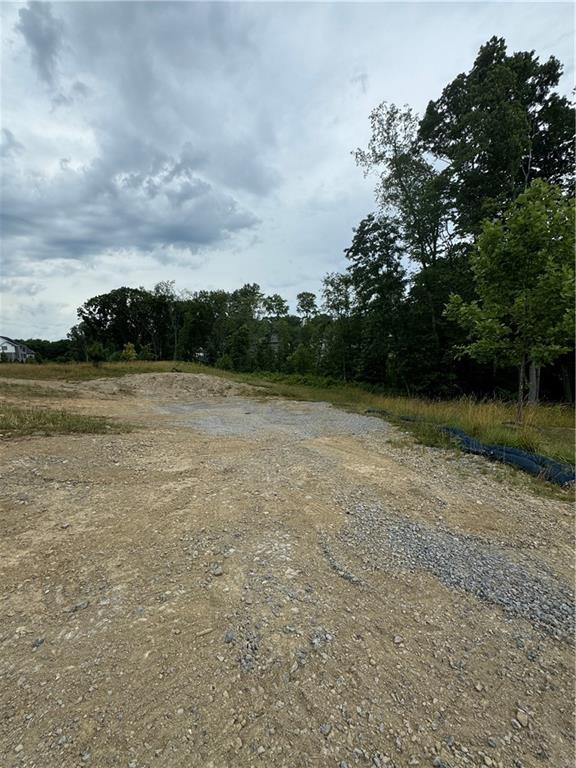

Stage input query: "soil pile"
[{"left": 79, "top": 372, "right": 254, "bottom": 399}]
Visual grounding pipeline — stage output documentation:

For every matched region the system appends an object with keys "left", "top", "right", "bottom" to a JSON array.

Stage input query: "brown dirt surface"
[{"left": 1, "top": 373, "right": 574, "bottom": 768}]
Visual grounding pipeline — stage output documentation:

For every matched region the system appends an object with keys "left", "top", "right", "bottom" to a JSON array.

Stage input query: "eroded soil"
[{"left": 0, "top": 374, "right": 574, "bottom": 768}]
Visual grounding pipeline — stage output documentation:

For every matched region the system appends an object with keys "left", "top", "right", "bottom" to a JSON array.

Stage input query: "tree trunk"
[
  {"left": 527, "top": 361, "right": 541, "bottom": 404},
  {"left": 516, "top": 356, "right": 526, "bottom": 424},
  {"left": 560, "top": 364, "right": 573, "bottom": 403}
]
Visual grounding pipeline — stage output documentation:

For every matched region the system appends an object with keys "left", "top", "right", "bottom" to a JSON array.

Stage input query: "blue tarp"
[
  {"left": 364, "top": 409, "right": 575, "bottom": 486},
  {"left": 440, "top": 427, "right": 575, "bottom": 487}
]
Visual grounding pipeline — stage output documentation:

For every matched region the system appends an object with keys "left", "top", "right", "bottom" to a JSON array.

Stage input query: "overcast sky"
[{"left": 1, "top": 1, "right": 573, "bottom": 340}]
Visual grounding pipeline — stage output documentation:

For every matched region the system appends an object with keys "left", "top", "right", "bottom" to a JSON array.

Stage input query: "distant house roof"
[{"left": 0, "top": 336, "right": 35, "bottom": 354}]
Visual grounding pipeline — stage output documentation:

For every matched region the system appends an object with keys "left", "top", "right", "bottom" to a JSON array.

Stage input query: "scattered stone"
[
  {"left": 487, "top": 737, "right": 497, "bottom": 748},
  {"left": 393, "top": 635, "right": 404, "bottom": 645},
  {"left": 516, "top": 709, "right": 529, "bottom": 727},
  {"left": 339, "top": 495, "right": 575, "bottom": 640},
  {"left": 210, "top": 563, "right": 224, "bottom": 576},
  {"left": 319, "top": 723, "right": 332, "bottom": 737},
  {"left": 224, "top": 630, "right": 237, "bottom": 644},
  {"left": 68, "top": 600, "right": 89, "bottom": 613},
  {"left": 32, "top": 637, "right": 45, "bottom": 649}
]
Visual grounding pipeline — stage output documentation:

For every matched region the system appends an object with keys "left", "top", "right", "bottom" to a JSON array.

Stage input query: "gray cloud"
[
  {"left": 1, "top": 1, "right": 573, "bottom": 339},
  {"left": 1, "top": 144, "right": 259, "bottom": 267},
  {"left": 51, "top": 79, "right": 91, "bottom": 109},
  {"left": 0, "top": 277, "right": 42, "bottom": 296},
  {"left": 0, "top": 128, "right": 23, "bottom": 157},
  {"left": 16, "top": 1, "right": 63, "bottom": 87}
]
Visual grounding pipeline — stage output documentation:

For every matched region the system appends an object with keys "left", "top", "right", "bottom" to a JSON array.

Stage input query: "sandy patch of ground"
[{"left": 0, "top": 374, "right": 573, "bottom": 768}]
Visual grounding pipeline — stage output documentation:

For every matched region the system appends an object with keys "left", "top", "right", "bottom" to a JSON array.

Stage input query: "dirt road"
[{"left": 1, "top": 374, "right": 574, "bottom": 768}]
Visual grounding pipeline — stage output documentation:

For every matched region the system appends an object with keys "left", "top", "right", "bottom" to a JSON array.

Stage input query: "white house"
[{"left": 0, "top": 336, "right": 36, "bottom": 362}]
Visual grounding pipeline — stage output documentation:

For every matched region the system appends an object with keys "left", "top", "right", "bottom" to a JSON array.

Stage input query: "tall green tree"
[
  {"left": 344, "top": 213, "right": 406, "bottom": 383},
  {"left": 322, "top": 273, "right": 358, "bottom": 380},
  {"left": 355, "top": 102, "right": 453, "bottom": 269},
  {"left": 263, "top": 294, "right": 289, "bottom": 319},
  {"left": 296, "top": 292, "right": 318, "bottom": 321},
  {"left": 445, "top": 180, "right": 575, "bottom": 418},
  {"left": 420, "top": 36, "right": 575, "bottom": 234}
]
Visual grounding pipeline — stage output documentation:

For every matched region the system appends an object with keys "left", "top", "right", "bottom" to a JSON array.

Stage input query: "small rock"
[
  {"left": 319, "top": 723, "right": 332, "bottom": 737},
  {"left": 69, "top": 600, "right": 89, "bottom": 613},
  {"left": 81, "top": 751, "right": 91, "bottom": 762},
  {"left": 210, "top": 563, "right": 223, "bottom": 577},
  {"left": 516, "top": 709, "right": 529, "bottom": 727},
  {"left": 32, "top": 637, "right": 45, "bottom": 649},
  {"left": 224, "top": 630, "right": 236, "bottom": 644},
  {"left": 483, "top": 757, "right": 493, "bottom": 767},
  {"left": 393, "top": 636, "right": 403, "bottom": 645},
  {"left": 487, "top": 737, "right": 497, "bottom": 748}
]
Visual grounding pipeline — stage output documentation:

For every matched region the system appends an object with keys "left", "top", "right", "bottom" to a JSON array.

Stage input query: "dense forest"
[{"left": 19, "top": 38, "right": 575, "bottom": 405}]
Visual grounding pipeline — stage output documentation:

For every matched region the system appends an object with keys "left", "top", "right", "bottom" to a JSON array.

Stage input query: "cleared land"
[
  {"left": 0, "top": 371, "right": 574, "bottom": 768},
  {"left": 0, "top": 362, "right": 572, "bottom": 465}
]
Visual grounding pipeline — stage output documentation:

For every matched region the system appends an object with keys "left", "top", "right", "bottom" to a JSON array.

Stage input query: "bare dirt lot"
[{"left": 1, "top": 374, "right": 574, "bottom": 768}]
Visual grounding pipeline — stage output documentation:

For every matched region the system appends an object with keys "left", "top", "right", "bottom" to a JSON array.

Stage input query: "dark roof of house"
[{"left": 0, "top": 336, "right": 35, "bottom": 354}]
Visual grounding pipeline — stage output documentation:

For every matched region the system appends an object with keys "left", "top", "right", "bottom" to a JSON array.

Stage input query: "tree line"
[{"left": 20, "top": 38, "right": 575, "bottom": 409}]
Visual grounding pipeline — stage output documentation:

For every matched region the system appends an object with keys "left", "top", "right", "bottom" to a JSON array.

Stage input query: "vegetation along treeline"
[{"left": 18, "top": 39, "right": 575, "bottom": 412}]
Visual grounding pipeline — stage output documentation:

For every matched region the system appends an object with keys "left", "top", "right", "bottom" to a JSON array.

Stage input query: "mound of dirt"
[{"left": 79, "top": 372, "right": 253, "bottom": 399}]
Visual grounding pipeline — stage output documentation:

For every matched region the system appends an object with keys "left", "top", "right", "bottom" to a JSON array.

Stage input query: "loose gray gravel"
[
  {"left": 339, "top": 497, "right": 575, "bottom": 641},
  {"left": 159, "top": 398, "right": 388, "bottom": 439}
]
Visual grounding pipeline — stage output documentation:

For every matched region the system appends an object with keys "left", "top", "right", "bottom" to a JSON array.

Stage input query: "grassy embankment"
[{"left": 0, "top": 361, "right": 573, "bottom": 466}]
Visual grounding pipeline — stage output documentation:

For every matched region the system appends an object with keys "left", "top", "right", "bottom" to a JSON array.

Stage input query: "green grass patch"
[
  {"left": 0, "top": 403, "right": 132, "bottom": 438},
  {"left": 0, "top": 381, "right": 69, "bottom": 399}
]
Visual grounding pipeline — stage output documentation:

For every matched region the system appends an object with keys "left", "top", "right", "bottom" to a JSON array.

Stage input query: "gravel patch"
[
  {"left": 159, "top": 398, "right": 388, "bottom": 439},
  {"left": 339, "top": 497, "right": 575, "bottom": 641}
]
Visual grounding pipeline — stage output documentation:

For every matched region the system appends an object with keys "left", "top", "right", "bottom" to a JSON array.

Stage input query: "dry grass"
[
  {"left": 0, "top": 360, "right": 208, "bottom": 381},
  {"left": 0, "top": 403, "right": 131, "bottom": 439}
]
